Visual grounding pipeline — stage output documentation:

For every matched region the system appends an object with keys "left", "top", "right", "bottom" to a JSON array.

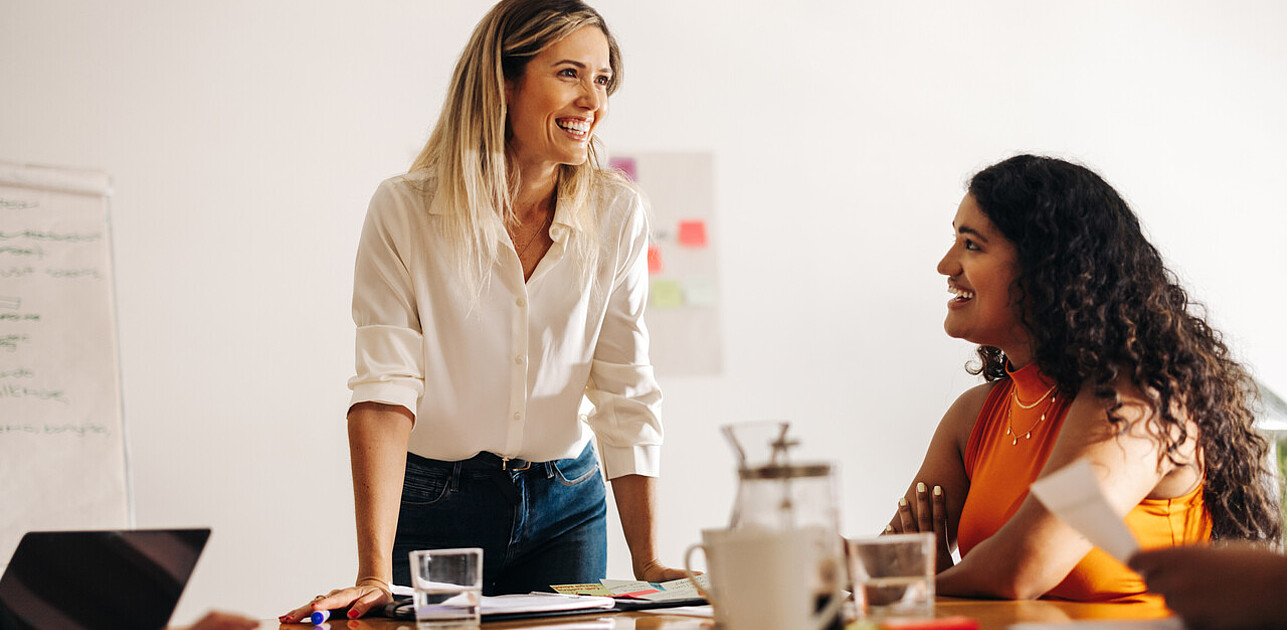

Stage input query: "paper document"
[
  {"left": 550, "top": 582, "right": 613, "bottom": 597},
  {"left": 600, "top": 578, "right": 659, "bottom": 597},
  {"left": 480, "top": 593, "right": 615, "bottom": 614},
  {"left": 554, "top": 575, "right": 709, "bottom": 601},
  {"left": 638, "top": 575, "right": 709, "bottom": 602},
  {"left": 1028, "top": 459, "right": 1140, "bottom": 563},
  {"left": 382, "top": 589, "right": 614, "bottom": 621}
]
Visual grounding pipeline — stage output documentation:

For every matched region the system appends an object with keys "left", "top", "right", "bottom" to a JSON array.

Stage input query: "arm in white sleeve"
[
  {"left": 348, "top": 178, "right": 425, "bottom": 414},
  {"left": 585, "top": 191, "right": 663, "bottom": 479}
]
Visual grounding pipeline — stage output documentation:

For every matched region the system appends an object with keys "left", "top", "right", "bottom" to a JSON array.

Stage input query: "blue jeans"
[{"left": 391, "top": 441, "right": 608, "bottom": 595}]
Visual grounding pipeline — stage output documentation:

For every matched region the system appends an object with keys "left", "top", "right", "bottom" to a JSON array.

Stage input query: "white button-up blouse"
[{"left": 347, "top": 171, "right": 663, "bottom": 479}]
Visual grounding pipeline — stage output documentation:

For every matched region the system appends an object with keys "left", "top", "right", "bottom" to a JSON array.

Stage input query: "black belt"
[
  {"left": 450, "top": 452, "right": 543, "bottom": 505},
  {"left": 460, "top": 451, "right": 534, "bottom": 472}
]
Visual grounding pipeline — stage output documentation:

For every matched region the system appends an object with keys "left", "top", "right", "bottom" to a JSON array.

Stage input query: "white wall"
[{"left": 3, "top": 0, "right": 1285, "bottom": 623}]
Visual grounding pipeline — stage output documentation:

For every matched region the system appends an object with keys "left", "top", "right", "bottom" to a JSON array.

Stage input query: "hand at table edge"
[{"left": 279, "top": 580, "right": 393, "bottom": 624}]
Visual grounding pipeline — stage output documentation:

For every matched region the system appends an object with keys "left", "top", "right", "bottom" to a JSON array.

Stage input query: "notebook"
[
  {"left": 0, "top": 528, "right": 211, "bottom": 630},
  {"left": 381, "top": 591, "right": 707, "bottom": 621}
]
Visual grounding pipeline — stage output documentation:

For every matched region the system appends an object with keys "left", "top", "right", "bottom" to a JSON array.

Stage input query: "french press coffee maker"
[{"left": 723, "top": 420, "right": 841, "bottom": 533}]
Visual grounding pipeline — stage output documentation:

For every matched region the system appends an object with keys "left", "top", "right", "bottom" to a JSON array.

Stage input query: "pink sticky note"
[
  {"left": 647, "top": 245, "right": 663, "bottom": 274},
  {"left": 677, "top": 220, "right": 707, "bottom": 247},
  {"left": 617, "top": 588, "right": 661, "bottom": 599},
  {"left": 609, "top": 156, "right": 637, "bottom": 181}
]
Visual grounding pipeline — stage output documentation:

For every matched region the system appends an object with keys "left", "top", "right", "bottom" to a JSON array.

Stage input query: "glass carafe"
[{"left": 722, "top": 421, "right": 840, "bottom": 532}]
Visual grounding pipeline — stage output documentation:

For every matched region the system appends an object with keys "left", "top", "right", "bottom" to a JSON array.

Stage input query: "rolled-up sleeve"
[
  {"left": 585, "top": 193, "right": 663, "bottom": 479},
  {"left": 348, "top": 180, "right": 425, "bottom": 416}
]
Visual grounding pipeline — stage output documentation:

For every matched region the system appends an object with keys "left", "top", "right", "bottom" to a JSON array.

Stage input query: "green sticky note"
[{"left": 650, "top": 278, "right": 684, "bottom": 308}]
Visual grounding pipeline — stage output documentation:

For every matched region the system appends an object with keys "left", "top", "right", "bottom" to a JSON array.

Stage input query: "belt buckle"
[{"left": 502, "top": 457, "right": 531, "bottom": 472}]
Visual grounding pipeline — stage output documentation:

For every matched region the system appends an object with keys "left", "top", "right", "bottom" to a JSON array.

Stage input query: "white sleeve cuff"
[
  {"left": 598, "top": 442, "right": 661, "bottom": 479},
  {"left": 348, "top": 382, "right": 419, "bottom": 417},
  {"left": 349, "top": 324, "right": 424, "bottom": 415}
]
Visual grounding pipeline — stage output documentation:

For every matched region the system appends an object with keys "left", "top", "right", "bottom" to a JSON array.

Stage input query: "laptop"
[{"left": 0, "top": 529, "right": 210, "bottom": 630}]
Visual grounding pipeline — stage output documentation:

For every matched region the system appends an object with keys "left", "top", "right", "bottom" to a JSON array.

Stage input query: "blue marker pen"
[{"left": 310, "top": 609, "right": 335, "bottom": 624}]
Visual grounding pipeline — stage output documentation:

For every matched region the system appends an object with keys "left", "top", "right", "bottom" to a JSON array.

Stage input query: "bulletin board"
[
  {"left": 0, "top": 162, "right": 130, "bottom": 566},
  {"left": 610, "top": 153, "right": 722, "bottom": 376}
]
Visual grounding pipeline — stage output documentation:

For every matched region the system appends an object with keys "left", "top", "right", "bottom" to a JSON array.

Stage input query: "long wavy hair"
[
  {"left": 410, "top": 0, "right": 624, "bottom": 289},
  {"left": 966, "top": 154, "right": 1281, "bottom": 542}
]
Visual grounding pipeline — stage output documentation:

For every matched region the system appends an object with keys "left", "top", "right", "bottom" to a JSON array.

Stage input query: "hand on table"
[
  {"left": 891, "top": 481, "right": 954, "bottom": 573},
  {"left": 1129, "top": 544, "right": 1287, "bottom": 630},
  {"left": 636, "top": 558, "right": 690, "bottom": 582},
  {"left": 279, "top": 579, "right": 392, "bottom": 624}
]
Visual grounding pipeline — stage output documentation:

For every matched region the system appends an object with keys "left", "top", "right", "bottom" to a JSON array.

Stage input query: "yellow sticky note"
[
  {"left": 550, "top": 583, "right": 614, "bottom": 596},
  {"left": 650, "top": 278, "right": 684, "bottom": 308}
]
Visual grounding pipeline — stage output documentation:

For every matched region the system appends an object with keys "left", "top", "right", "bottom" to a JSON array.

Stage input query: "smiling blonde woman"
[{"left": 282, "top": 1, "right": 680, "bottom": 622}]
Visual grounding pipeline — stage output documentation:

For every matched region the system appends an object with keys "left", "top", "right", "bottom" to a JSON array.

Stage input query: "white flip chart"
[{"left": 0, "top": 162, "right": 130, "bottom": 565}]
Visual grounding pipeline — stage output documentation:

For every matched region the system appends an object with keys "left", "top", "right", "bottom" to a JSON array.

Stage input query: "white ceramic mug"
[{"left": 684, "top": 527, "right": 843, "bottom": 630}]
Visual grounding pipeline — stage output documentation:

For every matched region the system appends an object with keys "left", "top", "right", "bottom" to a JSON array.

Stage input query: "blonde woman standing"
[{"left": 283, "top": 0, "right": 679, "bottom": 621}]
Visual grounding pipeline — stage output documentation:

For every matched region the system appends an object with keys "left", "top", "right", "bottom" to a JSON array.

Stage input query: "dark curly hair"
[{"left": 966, "top": 154, "right": 1281, "bottom": 542}]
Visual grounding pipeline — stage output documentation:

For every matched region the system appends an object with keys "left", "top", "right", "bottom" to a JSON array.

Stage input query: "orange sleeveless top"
[{"left": 957, "top": 364, "right": 1211, "bottom": 602}]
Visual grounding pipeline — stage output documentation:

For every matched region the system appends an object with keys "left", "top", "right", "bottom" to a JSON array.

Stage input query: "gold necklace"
[
  {"left": 1012, "top": 384, "right": 1056, "bottom": 409},
  {"left": 1005, "top": 386, "right": 1057, "bottom": 446},
  {"left": 513, "top": 208, "right": 554, "bottom": 258}
]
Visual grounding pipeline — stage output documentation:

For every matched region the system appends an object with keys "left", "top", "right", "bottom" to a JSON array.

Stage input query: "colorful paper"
[
  {"left": 609, "top": 156, "right": 637, "bottom": 181},
  {"left": 550, "top": 583, "right": 613, "bottom": 597},
  {"left": 649, "top": 278, "right": 684, "bottom": 309},
  {"left": 677, "top": 220, "right": 708, "bottom": 247},
  {"left": 683, "top": 275, "right": 717, "bottom": 306},
  {"left": 647, "top": 245, "right": 663, "bottom": 274}
]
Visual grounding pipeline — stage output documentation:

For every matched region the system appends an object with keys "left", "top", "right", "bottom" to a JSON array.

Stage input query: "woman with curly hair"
[{"left": 888, "top": 154, "right": 1281, "bottom": 602}]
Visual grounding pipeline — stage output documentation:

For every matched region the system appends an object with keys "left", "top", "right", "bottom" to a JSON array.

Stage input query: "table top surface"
[{"left": 260, "top": 597, "right": 1174, "bottom": 630}]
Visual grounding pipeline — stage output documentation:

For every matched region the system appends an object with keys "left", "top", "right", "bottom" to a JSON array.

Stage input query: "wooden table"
[{"left": 261, "top": 597, "right": 1173, "bottom": 630}]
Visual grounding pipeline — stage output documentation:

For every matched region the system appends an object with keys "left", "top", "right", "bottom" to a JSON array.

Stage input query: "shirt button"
[
  {"left": 515, "top": 355, "right": 525, "bottom": 365},
  {"left": 516, "top": 297, "right": 526, "bottom": 308},
  {"left": 513, "top": 412, "right": 522, "bottom": 421}
]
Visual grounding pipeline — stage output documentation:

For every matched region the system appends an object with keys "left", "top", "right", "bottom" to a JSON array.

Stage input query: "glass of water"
[
  {"left": 846, "top": 533, "right": 935, "bottom": 619},
  {"left": 410, "top": 548, "right": 483, "bottom": 629}
]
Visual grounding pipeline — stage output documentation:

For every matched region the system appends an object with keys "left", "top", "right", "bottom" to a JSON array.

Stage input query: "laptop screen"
[{"left": 0, "top": 529, "right": 210, "bottom": 630}]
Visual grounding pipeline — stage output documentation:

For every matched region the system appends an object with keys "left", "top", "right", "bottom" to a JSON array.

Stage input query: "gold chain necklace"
[
  {"left": 1006, "top": 386, "right": 1057, "bottom": 446},
  {"left": 513, "top": 208, "right": 554, "bottom": 259},
  {"left": 1013, "top": 383, "right": 1056, "bottom": 409}
]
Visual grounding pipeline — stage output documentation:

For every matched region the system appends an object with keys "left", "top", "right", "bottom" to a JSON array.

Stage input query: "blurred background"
[{"left": 2, "top": 0, "right": 1285, "bottom": 623}]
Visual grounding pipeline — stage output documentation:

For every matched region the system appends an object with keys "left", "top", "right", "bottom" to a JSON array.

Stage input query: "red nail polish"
[{"left": 348, "top": 609, "right": 359, "bottom": 619}]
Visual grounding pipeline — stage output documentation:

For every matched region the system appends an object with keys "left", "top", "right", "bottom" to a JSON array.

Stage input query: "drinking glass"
[
  {"left": 846, "top": 533, "right": 934, "bottom": 619},
  {"left": 410, "top": 548, "right": 483, "bottom": 629}
]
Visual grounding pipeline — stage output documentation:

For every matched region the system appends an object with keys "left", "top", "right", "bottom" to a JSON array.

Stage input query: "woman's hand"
[
  {"left": 636, "top": 558, "right": 689, "bottom": 582},
  {"left": 279, "top": 579, "right": 393, "bottom": 624},
  {"left": 891, "top": 481, "right": 954, "bottom": 573}
]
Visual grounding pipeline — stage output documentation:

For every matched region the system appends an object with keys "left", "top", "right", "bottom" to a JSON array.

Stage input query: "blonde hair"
[{"left": 410, "top": 0, "right": 624, "bottom": 289}]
